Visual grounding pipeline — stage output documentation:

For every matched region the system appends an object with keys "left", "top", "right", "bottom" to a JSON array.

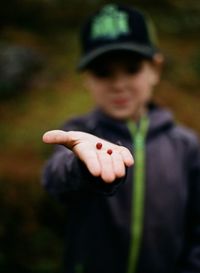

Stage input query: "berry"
[
  {"left": 96, "top": 142, "right": 102, "bottom": 150},
  {"left": 107, "top": 149, "right": 113, "bottom": 155}
]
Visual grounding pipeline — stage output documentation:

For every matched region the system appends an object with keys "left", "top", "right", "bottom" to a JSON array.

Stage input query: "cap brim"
[{"left": 77, "top": 42, "right": 158, "bottom": 71}]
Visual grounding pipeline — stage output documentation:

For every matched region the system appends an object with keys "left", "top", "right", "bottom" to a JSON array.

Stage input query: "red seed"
[
  {"left": 107, "top": 149, "right": 113, "bottom": 155},
  {"left": 96, "top": 142, "right": 102, "bottom": 150}
]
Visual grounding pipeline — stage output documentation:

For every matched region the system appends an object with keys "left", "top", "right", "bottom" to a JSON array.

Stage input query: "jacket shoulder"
[{"left": 170, "top": 124, "right": 199, "bottom": 150}]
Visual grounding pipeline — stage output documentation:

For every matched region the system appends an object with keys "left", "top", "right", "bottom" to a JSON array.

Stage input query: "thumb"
[{"left": 42, "top": 130, "right": 71, "bottom": 145}]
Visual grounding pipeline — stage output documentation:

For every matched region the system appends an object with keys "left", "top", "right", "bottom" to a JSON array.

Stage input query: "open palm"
[{"left": 43, "top": 130, "right": 134, "bottom": 183}]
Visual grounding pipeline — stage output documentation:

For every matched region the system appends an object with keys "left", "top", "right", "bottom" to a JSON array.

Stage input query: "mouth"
[{"left": 111, "top": 98, "right": 130, "bottom": 107}]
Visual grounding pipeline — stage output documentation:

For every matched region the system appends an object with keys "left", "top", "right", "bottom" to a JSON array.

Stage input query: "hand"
[{"left": 43, "top": 130, "right": 134, "bottom": 183}]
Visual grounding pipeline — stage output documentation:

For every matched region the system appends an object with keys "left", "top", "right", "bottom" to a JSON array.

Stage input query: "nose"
[{"left": 110, "top": 71, "right": 129, "bottom": 91}]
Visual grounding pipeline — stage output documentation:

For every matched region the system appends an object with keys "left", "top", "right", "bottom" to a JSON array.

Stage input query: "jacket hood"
[
  {"left": 89, "top": 103, "right": 175, "bottom": 139},
  {"left": 147, "top": 103, "right": 175, "bottom": 137}
]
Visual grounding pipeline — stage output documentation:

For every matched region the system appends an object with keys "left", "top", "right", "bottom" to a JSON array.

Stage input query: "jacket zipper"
[{"left": 127, "top": 115, "right": 149, "bottom": 273}]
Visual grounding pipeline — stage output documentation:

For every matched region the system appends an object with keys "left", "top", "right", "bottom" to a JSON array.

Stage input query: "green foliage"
[
  {"left": 1, "top": 0, "right": 200, "bottom": 34},
  {"left": 191, "top": 51, "right": 200, "bottom": 76},
  {"left": 0, "top": 44, "right": 43, "bottom": 100}
]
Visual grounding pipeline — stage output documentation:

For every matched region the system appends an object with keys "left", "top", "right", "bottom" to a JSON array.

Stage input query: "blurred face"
[{"left": 84, "top": 52, "right": 161, "bottom": 120}]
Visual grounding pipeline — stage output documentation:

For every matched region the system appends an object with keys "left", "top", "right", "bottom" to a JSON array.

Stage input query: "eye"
[
  {"left": 126, "top": 62, "right": 142, "bottom": 74},
  {"left": 92, "top": 67, "right": 112, "bottom": 78}
]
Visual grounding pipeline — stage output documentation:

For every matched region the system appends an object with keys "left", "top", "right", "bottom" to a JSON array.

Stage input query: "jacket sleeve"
[{"left": 181, "top": 135, "right": 200, "bottom": 272}]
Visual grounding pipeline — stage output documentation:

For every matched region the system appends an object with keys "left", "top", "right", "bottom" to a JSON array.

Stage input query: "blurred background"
[{"left": 0, "top": 0, "right": 199, "bottom": 272}]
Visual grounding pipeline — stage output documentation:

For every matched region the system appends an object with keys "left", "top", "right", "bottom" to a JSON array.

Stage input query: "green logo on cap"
[{"left": 91, "top": 5, "right": 130, "bottom": 40}]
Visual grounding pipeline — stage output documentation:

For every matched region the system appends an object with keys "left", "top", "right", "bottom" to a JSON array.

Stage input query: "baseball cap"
[{"left": 77, "top": 4, "right": 159, "bottom": 71}]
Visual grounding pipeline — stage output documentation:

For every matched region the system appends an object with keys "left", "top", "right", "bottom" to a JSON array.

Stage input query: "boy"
[{"left": 42, "top": 4, "right": 200, "bottom": 273}]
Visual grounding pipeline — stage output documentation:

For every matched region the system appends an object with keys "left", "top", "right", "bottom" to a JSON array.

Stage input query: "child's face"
[{"left": 84, "top": 52, "right": 161, "bottom": 120}]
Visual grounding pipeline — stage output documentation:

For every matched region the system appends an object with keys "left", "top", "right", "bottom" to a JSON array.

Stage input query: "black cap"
[{"left": 77, "top": 4, "right": 159, "bottom": 70}]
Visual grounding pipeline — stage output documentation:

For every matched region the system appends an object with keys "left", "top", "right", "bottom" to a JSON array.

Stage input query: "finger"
[
  {"left": 97, "top": 151, "right": 115, "bottom": 183},
  {"left": 75, "top": 146, "right": 101, "bottom": 177},
  {"left": 111, "top": 151, "right": 126, "bottom": 178},
  {"left": 119, "top": 147, "right": 134, "bottom": 167},
  {"left": 43, "top": 130, "right": 69, "bottom": 144}
]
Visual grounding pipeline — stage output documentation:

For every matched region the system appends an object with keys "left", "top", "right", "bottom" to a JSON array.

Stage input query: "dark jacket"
[{"left": 42, "top": 105, "right": 200, "bottom": 273}]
